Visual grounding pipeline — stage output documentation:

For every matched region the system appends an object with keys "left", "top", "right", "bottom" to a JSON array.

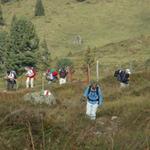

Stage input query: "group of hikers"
[
  {"left": 4, "top": 66, "right": 68, "bottom": 90},
  {"left": 4, "top": 66, "right": 131, "bottom": 120}
]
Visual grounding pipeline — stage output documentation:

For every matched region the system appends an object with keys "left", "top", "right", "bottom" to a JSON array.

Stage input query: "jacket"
[{"left": 84, "top": 85, "right": 103, "bottom": 105}]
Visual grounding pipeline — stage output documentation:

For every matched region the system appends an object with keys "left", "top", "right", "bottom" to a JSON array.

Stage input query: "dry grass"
[{"left": 0, "top": 72, "right": 149, "bottom": 149}]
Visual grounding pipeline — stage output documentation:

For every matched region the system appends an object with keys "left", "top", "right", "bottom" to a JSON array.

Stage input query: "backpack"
[
  {"left": 52, "top": 71, "right": 58, "bottom": 76},
  {"left": 121, "top": 72, "right": 129, "bottom": 83},
  {"left": 59, "top": 69, "right": 67, "bottom": 78},
  {"left": 87, "top": 86, "right": 99, "bottom": 101},
  {"left": 31, "top": 67, "right": 36, "bottom": 77},
  {"left": 11, "top": 70, "right": 17, "bottom": 79},
  {"left": 114, "top": 70, "right": 124, "bottom": 82}
]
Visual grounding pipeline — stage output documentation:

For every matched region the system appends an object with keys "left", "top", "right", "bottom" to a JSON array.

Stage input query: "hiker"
[
  {"left": 5, "top": 70, "right": 17, "bottom": 90},
  {"left": 58, "top": 67, "right": 68, "bottom": 85},
  {"left": 120, "top": 69, "right": 131, "bottom": 88},
  {"left": 114, "top": 69, "right": 131, "bottom": 88},
  {"left": 46, "top": 69, "right": 58, "bottom": 84},
  {"left": 83, "top": 81, "right": 103, "bottom": 120},
  {"left": 25, "top": 66, "right": 36, "bottom": 88}
]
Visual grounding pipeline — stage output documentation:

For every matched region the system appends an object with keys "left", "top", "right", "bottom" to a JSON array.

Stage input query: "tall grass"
[{"left": 0, "top": 72, "right": 149, "bottom": 149}]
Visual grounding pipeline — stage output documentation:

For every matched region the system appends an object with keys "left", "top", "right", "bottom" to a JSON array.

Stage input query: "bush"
[{"left": 57, "top": 58, "right": 73, "bottom": 69}]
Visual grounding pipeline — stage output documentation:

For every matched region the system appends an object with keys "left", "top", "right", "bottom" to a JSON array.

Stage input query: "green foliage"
[
  {"left": 84, "top": 47, "right": 95, "bottom": 66},
  {"left": 0, "top": 5, "right": 5, "bottom": 26},
  {"left": 1, "top": 0, "right": 12, "bottom": 3},
  {"left": 0, "top": 31, "right": 9, "bottom": 73},
  {"left": 37, "top": 39, "right": 51, "bottom": 70},
  {"left": 57, "top": 58, "right": 73, "bottom": 68},
  {"left": 35, "top": 0, "right": 45, "bottom": 16},
  {"left": 6, "top": 17, "right": 39, "bottom": 71},
  {"left": 145, "top": 58, "right": 150, "bottom": 70}
]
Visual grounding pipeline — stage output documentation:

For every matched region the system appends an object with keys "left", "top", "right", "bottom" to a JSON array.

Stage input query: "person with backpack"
[
  {"left": 5, "top": 70, "right": 17, "bottom": 90},
  {"left": 114, "top": 68, "right": 131, "bottom": 88},
  {"left": 46, "top": 69, "right": 58, "bottom": 84},
  {"left": 83, "top": 80, "right": 103, "bottom": 120},
  {"left": 120, "top": 69, "right": 131, "bottom": 88},
  {"left": 58, "top": 67, "right": 67, "bottom": 85},
  {"left": 25, "top": 66, "right": 36, "bottom": 88}
]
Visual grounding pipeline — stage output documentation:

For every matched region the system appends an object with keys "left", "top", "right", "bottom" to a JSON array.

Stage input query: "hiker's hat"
[
  {"left": 126, "top": 69, "right": 131, "bottom": 74},
  {"left": 90, "top": 80, "right": 97, "bottom": 86}
]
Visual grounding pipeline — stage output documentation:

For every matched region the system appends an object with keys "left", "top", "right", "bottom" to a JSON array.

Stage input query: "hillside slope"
[
  {"left": 1, "top": 0, "right": 150, "bottom": 57},
  {"left": 0, "top": 72, "right": 149, "bottom": 149}
]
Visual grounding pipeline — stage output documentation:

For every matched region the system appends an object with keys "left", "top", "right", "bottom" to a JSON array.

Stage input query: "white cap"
[{"left": 126, "top": 69, "right": 131, "bottom": 74}]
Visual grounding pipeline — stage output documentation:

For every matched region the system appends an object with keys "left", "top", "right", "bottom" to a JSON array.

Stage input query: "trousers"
[
  {"left": 86, "top": 101, "right": 98, "bottom": 120},
  {"left": 59, "top": 78, "right": 66, "bottom": 85},
  {"left": 26, "top": 77, "right": 34, "bottom": 88}
]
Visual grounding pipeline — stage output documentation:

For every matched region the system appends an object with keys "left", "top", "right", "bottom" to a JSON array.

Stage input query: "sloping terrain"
[
  {"left": 1, "top": 0, "right": 150, "bottom": 57},
  {"left": 0, "top": 72, "right": 149, "bottom": 149}
]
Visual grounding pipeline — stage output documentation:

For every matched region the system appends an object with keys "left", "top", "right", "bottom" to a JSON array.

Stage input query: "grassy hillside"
[
  {"left": 0, "top": 72, "right": 149, "bottom": 149},
  {"left": 1, "top": 0, "right": 150, "bottom": 57},
  {"left": 0, "top": 1, "right": 150, "bottom": 149}
]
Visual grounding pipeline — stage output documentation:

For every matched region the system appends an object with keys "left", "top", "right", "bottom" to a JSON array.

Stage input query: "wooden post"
[
  {"left": 87, "top": 64, "right": 90, "bottom": 84},
  {"left": 67, "top": 66, "right": 72, "bottom": 82},
  {"left": 96, "top": 60, "right": 99, "bottom": 82}
]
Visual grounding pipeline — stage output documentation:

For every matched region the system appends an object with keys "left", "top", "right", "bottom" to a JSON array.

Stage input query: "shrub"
[{"left": 57, "top": 58, "right": 73, "bottom": 69}]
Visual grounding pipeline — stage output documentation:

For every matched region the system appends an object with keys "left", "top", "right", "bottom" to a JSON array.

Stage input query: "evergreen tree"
[
  {"left": 0, "top": 5, "right": 5, "bottom": 26},
  {"left": 0, "top": 31, "right": 9, "bottom": 73},
  {"left": 84, "top": 47, "right": 95, "bottom": 66},
  {"left": 37, "top": 39, "right": 51, "bottom": 70},
  {"left": 8, "top": 18, "right": 39, "bottom": 72},
  {"left": 35, "top": 0, "right": 45, "bottom": 16}
]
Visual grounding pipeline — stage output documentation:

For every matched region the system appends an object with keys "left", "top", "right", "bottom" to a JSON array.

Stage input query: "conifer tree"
[
  {"left": 8, "top": 18, "right": 39, "bottom": 71},
  {"left": 0, "top": 5, "right": 5, "bottom": 26},
  {"left": 84, "top": 47, "right": 95, "bottom": 67},
  {"left": 37, "top": 39, "right": 51, "bottom": 70},
  {"left": 0, "top": 31, "right": 9, "bottom": 72},
  {"left": 35, "top": 0, "right": 45, "bottom": 16}
]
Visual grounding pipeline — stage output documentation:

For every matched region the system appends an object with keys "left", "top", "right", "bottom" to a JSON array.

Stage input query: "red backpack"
[{"left": 31, "top": 67, "right": 36, "bottom": 77}]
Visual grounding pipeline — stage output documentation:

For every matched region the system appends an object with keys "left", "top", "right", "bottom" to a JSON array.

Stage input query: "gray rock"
[{"left": 24, "top": 91, "right": 56, "bottom": 106}]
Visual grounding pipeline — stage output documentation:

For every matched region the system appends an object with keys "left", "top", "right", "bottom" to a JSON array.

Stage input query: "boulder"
[{"left": 24, "top": 90, "right": 56, "bottom": 106}]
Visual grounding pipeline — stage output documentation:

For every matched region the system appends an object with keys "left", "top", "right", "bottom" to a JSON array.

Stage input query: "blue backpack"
[{"left": 87, "top": 86, "right": 99, "bottom": 101}]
